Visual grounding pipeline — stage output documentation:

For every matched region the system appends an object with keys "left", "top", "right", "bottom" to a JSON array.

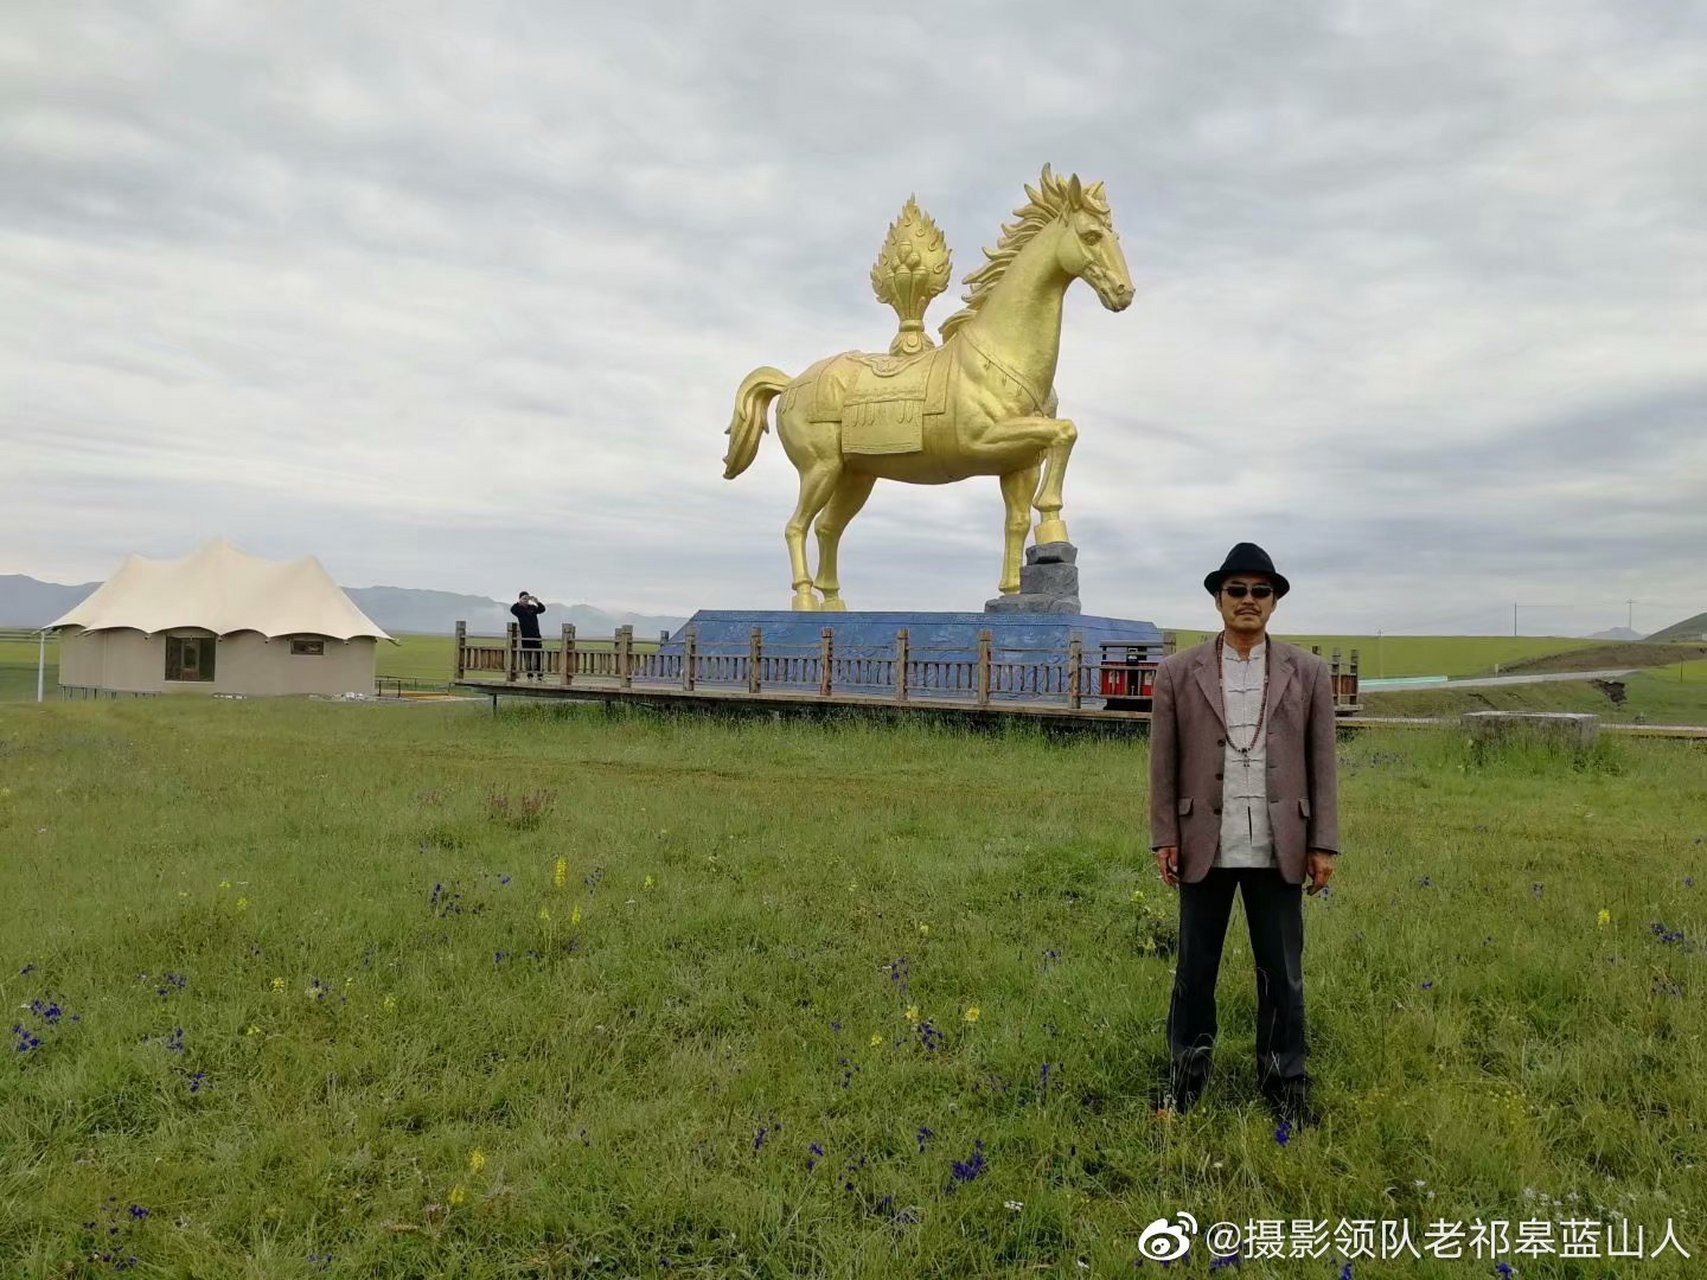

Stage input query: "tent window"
[
  {"left": 164, "top": 637, "right": 216, "bottom": 682},
  {"left": 290, "top": 639, "right": 325, "bottom": 656}
]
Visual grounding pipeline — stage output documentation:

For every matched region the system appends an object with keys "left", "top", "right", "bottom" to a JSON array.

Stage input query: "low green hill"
[{"left": 1647, "top": 612, "right": 1707, "bottom": 642}]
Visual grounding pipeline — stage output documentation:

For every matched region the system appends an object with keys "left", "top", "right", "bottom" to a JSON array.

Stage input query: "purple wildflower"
[
  {"left": 1494, "top": 1264, "right": 1513, "bottom": 1279},
  {"left": 916, "top": 1125, "right": 934, "bottom": 1153},
  {"left": 127, "top": 1205, "right": 149, "bottom": 1220},
  {"left": 1420, "top": 981, "right": 1434, "bottom": 990},
  {"left": 1274, "top": 1121, "right": 1292, "bottom": 1146},
  {"left": 806, "top": 1142, "right": 824, "bottom": 1170},
  {"left": 949, "top": 1139, "right": 986, "bottom": 1186},
  {"left": 1208, "top": 1252, "right": 1240, "bottom": 1271},
  {"left": 1339, "top": 1264, "right": 1353, "bottom": 1280}
]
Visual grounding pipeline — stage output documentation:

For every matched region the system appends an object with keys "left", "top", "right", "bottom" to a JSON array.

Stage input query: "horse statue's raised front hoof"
[{"left": 792, "top": 587, "right": 821, "bottom": 612}]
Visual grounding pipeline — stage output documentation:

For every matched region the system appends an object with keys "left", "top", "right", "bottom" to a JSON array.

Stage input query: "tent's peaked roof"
[{"left": 49, "top": 539, "right": 392, "bottom": 641}]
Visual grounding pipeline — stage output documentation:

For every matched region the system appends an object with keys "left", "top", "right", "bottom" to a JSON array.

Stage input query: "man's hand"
[
  {"left": 1306, "top": 850, "right": 1336, "bottom": 895},
  {"left": 1154, "top": 845, "right": 1180, "bottom": 889}
]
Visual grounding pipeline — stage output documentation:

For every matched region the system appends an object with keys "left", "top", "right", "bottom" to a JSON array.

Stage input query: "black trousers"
[
  {"left": 1167, "top": 867, "right": 1306, "bottom": 1089},
  {"left": 520, "top": 637, "right": 542, "bottom": 674}
]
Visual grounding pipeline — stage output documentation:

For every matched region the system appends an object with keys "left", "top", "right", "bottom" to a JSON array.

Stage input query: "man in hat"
[{"left": 1148, "top": 542, "right": 1339, "bottom": 1124}]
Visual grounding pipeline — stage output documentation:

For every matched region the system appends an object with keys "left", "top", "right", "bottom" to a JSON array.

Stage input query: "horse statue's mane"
[{"left": 938, "top": 164, "right": 1113, "bottom": 342}]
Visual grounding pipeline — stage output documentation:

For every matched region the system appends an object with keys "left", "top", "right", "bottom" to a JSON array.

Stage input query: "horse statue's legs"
[
  {"left": 997, "top": 465, "right": 1041, "bottom": 594},
  {"left": 785, "top": 461, "right": 841, "bottom": 611},
  {"left": 813, "top": 473, "right": 876, "bottom": 611},
  {"left": 1030, "top": 417, "right": 1078, "bottom": 545},
  {"left": 966, "top": 415, "right": 1079, "bottom": 590}
]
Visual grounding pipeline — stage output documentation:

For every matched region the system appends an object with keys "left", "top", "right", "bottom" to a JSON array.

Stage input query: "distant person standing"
[
  {"left": 1148, "top": 543, "right": 1340, "bottom": 1126},
  {"left": 511, "top": 591, "right": 546, "bottom": 680}
]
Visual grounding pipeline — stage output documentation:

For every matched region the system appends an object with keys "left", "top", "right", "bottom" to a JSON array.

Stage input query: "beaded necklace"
[{"left": 1215, "top": 631, "right": 1271, "bottom": 758}]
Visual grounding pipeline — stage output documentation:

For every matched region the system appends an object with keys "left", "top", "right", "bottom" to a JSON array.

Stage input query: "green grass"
[
  {"left": 1, "top": 701, "right": 1704, "bottom": 1276},
  {"left": 1363, "top": 665, "right": 1707, "bottom": 725},
  {"left": 1173, "top": 633, "right": 1605, "bottom": 679}
]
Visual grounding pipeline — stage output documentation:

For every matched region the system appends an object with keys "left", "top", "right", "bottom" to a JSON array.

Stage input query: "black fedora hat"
[{"left": 1204, "top": 542, "right": 1290, "bottom": 598}]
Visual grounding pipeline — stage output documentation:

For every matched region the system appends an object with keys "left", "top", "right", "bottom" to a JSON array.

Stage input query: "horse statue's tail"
[{"left": 723, "top": 366, "right": 790, "bottom": 480}]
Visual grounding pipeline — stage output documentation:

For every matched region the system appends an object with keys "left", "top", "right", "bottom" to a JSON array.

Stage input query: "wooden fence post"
[
  {"left": 454, "top": 621, "right": 466, "bottom": 681},
  {"left": 976, "top": 629, "right": 992, "bottom": 707},
  {"left": 683, "top": 627, "right": 697, "bottom": 692},
  {"left": 1068, "top": 634, "right": 1083, "bottom": 710},
  {"left": 617, "top": 624, "right": 633, "bottom": 689},
  {"left": 1347, "top": 648, "right": 1359, "bottom": 708},
  {"left": 561, "top": 624, "right": 575, "bottom": 688},
  {"left": 505, "top": 622, "right": 519, "bottom": 683},
  {"left": 748, "top": 626, "right": 762, "bottom": 695},
  {"left": 1330, "top": 647, "right": 1342, "bottom": 704},
  {"left": 895, "top": 628, "right": 909, "bottom": 703},
  {"left": 819, "top": 627, "right": 833, "bottom": 698}
]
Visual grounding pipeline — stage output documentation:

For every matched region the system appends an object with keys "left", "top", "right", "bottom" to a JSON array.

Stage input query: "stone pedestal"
[{"left": 985, "top": 541, "right": 1081, "bottom": 614}]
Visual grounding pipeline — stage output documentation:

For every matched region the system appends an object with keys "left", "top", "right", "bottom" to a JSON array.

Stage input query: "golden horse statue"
[{"left": 722, "top": 165, "right": 1134, "bottom": 611}]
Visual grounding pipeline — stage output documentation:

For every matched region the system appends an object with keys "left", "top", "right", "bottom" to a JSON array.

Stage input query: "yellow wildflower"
[
  {"left": 235, "top": 896, "right": 250, "bottom": 912},
  {"left": 643, "top": 874, "right": 655, "bottom": 890},
  {"left": 448, "top": 1185, "right": 466, "bottom": 1206},
  {"left": 270, "top": 977, "right": 285, "bottom": 993},
  {"left": 554, "top": 857, "right": 568, "bottom": 889},
  {"left": 1132, "top": 889, "right": 1146, "bottom": 903},
  {"left": 538, "top": 906, "right": 550, "bottom": 922},
  {"left": 917, "top": 922, "right": 931, "bottom": 936},
  {"left": 219, "top": 880, "right": 231, "bottom": 890},
  {"left": 245, "top": 1024, "right": 261, "bottom": 1037},
  {"left": 1597, "top": 909, "right": 1611, "bottom": 928},
  {"left": 468, "top": 1149, "right": 486, "bottom": 1173},
  {"left": 382, "top": 993, "right": 397, "bottom": 1011},
  {"left": 904, "top": 1005, "right": 920, "bottom": 1023},
  {"left": 963, "top": 1006, "right": 981, "bottom": 1024},
  {"left": 869, "top": 1033, "right": 883, "bottom": 1047},
  {"left": 570, "top": 904, "right": 582, "bottom": 926}
]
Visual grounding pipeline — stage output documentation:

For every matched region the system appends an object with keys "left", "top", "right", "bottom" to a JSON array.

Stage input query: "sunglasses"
[{"left": 1220, "top": 584, "right": 1274, "bottom": 600}]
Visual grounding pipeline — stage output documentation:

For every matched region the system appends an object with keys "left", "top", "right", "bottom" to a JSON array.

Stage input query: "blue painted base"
[{"left": 662, "top": 610, "right": 1162, "bottom": 700}]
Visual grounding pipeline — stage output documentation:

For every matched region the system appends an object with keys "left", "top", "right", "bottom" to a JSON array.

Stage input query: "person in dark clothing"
[{"left": 510, "top": 591, "right": 546, "bottom": 680}]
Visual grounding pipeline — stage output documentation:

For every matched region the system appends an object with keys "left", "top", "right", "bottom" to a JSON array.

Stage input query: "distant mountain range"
[
  {"left": 0, "top": 574, "right": 685, "bottom": 638},
  {"left": 1586, "top": 626, "right": 1643, "bottom": 642}
]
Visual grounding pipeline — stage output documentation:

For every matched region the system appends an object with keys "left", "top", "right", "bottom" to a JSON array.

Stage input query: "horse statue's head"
[
  {"left": 939, "top": 165, "right": 1134, "bottom": 340},
  {"left": 1049, "top": 171, "right": 1133, "bottom": 313}
]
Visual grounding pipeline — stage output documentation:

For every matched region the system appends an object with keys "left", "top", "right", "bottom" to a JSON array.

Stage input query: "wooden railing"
[{"left": 453, "top": 622, "right": 1360, "bottom": 714}]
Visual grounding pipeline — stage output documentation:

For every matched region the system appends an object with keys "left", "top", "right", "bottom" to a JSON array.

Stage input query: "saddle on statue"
[{"left": 780, "top": 346, "right": 954, "bottom": 456}]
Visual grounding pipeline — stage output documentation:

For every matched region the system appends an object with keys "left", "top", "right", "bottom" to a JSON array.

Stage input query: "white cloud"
[{"left": 1, "top": 0, "right": 1702, "bottom": 636}]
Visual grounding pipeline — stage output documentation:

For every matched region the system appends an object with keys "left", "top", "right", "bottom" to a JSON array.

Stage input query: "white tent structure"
[{"left": 50, "top": 539, "right": 392, "bottom": 697}]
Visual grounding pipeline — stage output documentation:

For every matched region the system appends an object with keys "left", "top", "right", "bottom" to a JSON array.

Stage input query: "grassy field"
[
  {"left": 1171, "top": 634, "right": 1607, "bottom": 680},
  {"left": 1362, "top": 662, "right": 1707, "bottom": 726},
  {"left": 1, "top": 700, "right": 1703, "bottom": 1277}
]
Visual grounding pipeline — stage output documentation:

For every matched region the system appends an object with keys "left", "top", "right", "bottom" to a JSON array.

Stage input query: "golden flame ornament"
[{"left": 870, "top": 197, "right": 951, "bottom": 356}]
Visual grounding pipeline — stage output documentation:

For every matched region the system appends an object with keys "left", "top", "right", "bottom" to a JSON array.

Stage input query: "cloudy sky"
[{"left": 4, "top": 1, "right": 1703, "bottom": 635}]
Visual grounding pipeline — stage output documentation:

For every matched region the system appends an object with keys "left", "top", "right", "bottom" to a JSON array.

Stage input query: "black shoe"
[
  {"left": 1262, "top": 1077, "right": 1320, "bottom": 1129},
  {"left": 1157, "top": 1070, "right": 1207, "bottom": 1117}
]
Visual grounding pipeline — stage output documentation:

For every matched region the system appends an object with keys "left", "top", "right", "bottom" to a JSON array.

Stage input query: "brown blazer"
[{"left": 1148, "top": 637, "right": 1340, "bottom": 885}]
